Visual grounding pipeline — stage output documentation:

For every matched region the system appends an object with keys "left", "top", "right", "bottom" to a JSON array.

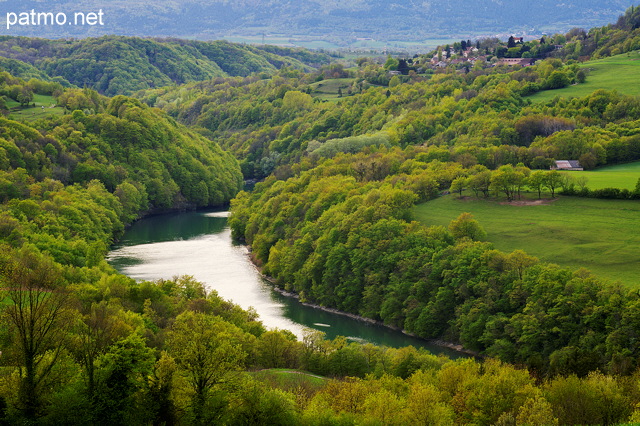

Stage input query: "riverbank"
[{"left": 263, "top": 271, "right": 481, "bottom": 358}]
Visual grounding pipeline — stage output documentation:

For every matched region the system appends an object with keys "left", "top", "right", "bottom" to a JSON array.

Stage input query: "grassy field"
[
  {"left": 413, "top": 195, "right": 640, "bottom": 287},
  {"left": 528, "top": 51, "right": 640, "bottom": 103},
  {"left": 309, "top": 78, "right": 356, "bottom": 101},
  {"left": 563, "top": 162, "right": 640, "bottom": 190},
  {"left": 7, "top": 94, "right": 65, "bottom": 122},
  {"left": 251, "top": 369, "right": 327, "bottom": 394}
]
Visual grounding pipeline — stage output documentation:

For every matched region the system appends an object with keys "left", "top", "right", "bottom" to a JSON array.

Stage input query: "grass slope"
[
  {"left": 309, "top": 78, "right": 356, "bottom": 101},
  {"left": 563, "top": 161, "right": 640, "bottom": 190},
  {"left": 528, "top": 51, "right": 640, "bottom": 103},
  {"left": 251, "top": 369, "right": 327, "bottom": 396},
  {"left": 413, "top": 195, "right": 640, "bottom": 287},
  {"left": 6, "top": 94, "right": 65, "bottom": 122}
]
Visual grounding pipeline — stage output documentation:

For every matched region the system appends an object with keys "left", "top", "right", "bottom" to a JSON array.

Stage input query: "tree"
[
  {"left": 633, "top": 177, "right": 640, "bottom": 197},
  {"left": 397, "top": 59, "right": 410, "bottom": 75},
  {"left": 92, "top": 334, "right": 155, "bottom": 425},
  {"left": 256, "top": 330, "right": 299, "bottom": 369},
  {"left": 576, "top": 69, "right": 587, "bottom": 83},
  {"left": 448, "top": 212, "right": 486, "bottom": 241},
  {"left": 579, "top": 152, "right": 597, "bottom": 170},
  {"left": 449, "top": 176, "right": 467, "bottom": 198},
  {"left": 71, "top": 301, "right": 137, "bottom": 401},
  {"left": 166, "top": 311, "right": 249, "bottom": 424},
  {"left": 543, "top": 170, "right": 562, "bottom": 197},
  {"left": 282, "top": 91, "right": 313, "bottom": 111},
  {"left": 507, "top": 36, "right": 516, "bottom": 48},
  {"left": 16, "top": 87, "right": 34, "bottom": 107},
  {"left": 490, "top": 165, "right": 526, "bottom": 200},
  {"left": 528, "top": 170, "right": 546, "bottom": 198},
  {"left": 576, "top": 175, "right": 589, "bottom": 191},
  {"left": 516, "top": 397, "right": 558, "bottom": 425},
  {"left": 383, "top": 55, "right": 399, "bottom": 70},
  {"left": 545, "top": 70, "right": 570, "bottom": 89},
  {"left": 0, "top": 247, "right": 72, "bottom": 419},
  {"left": 468, "top": 170, "right": 492, "bottom": 198}
]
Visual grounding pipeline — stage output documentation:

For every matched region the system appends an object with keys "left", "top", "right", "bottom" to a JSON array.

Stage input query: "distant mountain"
[
  {"left": 0, "top": 0, "right": 635, "bottom": 42},
  {"left": 0, "top": 36, "right": 331, "bottom": 95}
]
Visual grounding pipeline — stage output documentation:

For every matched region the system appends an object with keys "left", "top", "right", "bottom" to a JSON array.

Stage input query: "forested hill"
[
  {"left": 0, "top": 36, "right": 331, "bottom": 95},
  {"left": 0, "top": 75, "right": 243, "bottom": 219}
]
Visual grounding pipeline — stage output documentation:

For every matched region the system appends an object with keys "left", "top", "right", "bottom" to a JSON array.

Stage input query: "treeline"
[
  {"left": 230, "top": 147, "right": 640, "bottom": 378},
  {"left": 450, "top": 164, "right": 640, "bottom": 201},
  {"left": 0, "top": 36, "right": 331, "bottom": 95}
]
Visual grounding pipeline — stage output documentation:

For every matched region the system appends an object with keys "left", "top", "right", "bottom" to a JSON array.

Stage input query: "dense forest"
[
  {"left": 136, "top": 57, "right": 640, "bottom": 179},
  {"left": 0, "top": 36, "right": 331, "bottom": 95},
  {"left": 3, "top": 5, "right": 640, "bottom": 425}
]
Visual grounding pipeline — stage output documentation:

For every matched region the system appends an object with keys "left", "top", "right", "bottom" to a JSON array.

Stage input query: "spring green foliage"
[
  {"left": 308, "top": 133, "right": 391, "bottom": 158},
  {"left": 0, "top": 73, "right": 245, "bottom": 424},
  {"left": 6, "top": 8, "right": 640, "bottom": 421},
  {"left": 137, "top": 55, "right": 640, "bottom": 181},
  {"left": 230, "top": 146, "right": 640, "bottom": 378},
  {"left": 0, "top": 91, "right": 242, "bottom": 219},
  {"left": 0, "top": 36, "right": 330, "bottom": 96}
]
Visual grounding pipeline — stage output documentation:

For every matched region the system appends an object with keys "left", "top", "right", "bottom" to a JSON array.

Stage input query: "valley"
[{"left": 2, "top": 3, "right": 640, "bottom": 424}]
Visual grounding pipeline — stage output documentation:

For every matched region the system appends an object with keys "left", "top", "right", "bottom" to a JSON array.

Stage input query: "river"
[{"left": 107, "top": 209, "right": 463, "bottom": 357}]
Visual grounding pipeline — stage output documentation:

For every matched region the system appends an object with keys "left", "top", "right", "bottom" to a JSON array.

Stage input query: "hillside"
[
  {"left": 0, "top": 36, "right": 331, "bottom": 95},
  {"left": 0, "top": 0, "right": 634, "bottom": 45},
  {"left": 528, "top": 51, "right": 640, "bottom": 102}
]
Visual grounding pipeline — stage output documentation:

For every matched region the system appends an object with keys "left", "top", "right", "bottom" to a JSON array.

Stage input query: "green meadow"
[
  {"left": 563, "top": 161, "right": 640, "bottom": 190},
  {"left": 528, "top": 51, "right": 640, "bottom": 103},
  {"left": 7, "top": 94, "right": 65, "bottom": 122},
  {"left": 413, "top": 195, "right": 640, "bottom": 287},
  {"left": 251, "top": 369, "right": 327, "bottom": 393},
  {"left": 309, "top": 78, "right": 356, "bottom": 101}
]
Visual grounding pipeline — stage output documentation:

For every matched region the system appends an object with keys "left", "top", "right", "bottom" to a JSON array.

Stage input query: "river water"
[{"left": 107, "top": 209, "right": 462, "bottom": 357}]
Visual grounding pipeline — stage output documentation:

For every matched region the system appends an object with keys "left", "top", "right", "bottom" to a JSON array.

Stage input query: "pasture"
[
  {"left": 309, "top": 78, "right": 356, "bottom": 101},
  {"left": 564, "top": 161, "right": 640, "bottom": 190},
  {"left": 251, "top": 369, "right": 327, "bottom": 395},
  {"left": 413, "top": 195, "right": 640, "bottom": 287},
  {"left": 528, "top": 51, "right": 640, "bottom": 103},
  {"left": 7, "top": 94, "right": 65, "bottom": 122}
]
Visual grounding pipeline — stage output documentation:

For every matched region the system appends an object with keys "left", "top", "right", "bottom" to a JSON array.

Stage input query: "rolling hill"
[
  {"left": 0, "top": 36, "right": 331, "bottom": 95},
  {"left": 529, "top": 51, "right": 640, "bottom": 102}
]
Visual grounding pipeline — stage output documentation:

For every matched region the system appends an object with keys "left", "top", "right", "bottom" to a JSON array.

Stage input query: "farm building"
[{"left": 552, "top": 160, "right": 583, "bottom": 171}]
